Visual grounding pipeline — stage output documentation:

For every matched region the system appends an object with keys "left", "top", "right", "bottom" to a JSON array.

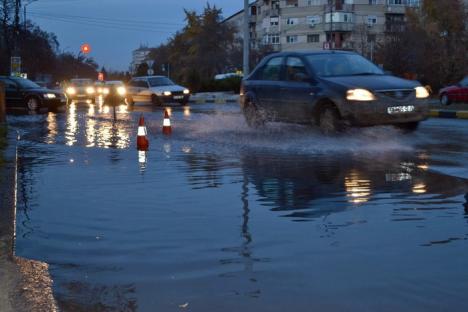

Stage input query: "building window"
[
  {"left": 367, "top": 15, "right": 378, "bottom": 26},
  {"left": 286, "top": 18, "right": 298, "bottom": 25},
  {"left": 308, "top": 0, "right": 323, "bottom": 5},
  {"left": 369, "top": 0, "right": 378, "bottom": 4},
  {"left": 264, "top": 34, "right": 280, "bottom": 45},
  {"left": 286, "top": 0, "right": 299, "bottom": 7},
  {"left": 307, "top": 15, "right": 321, "bottom": 26},
  {"left": 286, "top": 35, "right": 298, "bottom": 43},
  {"left": 270, "top": 16, "right": 279, "bottom": 26},
  {"left": 387, "top": 0, "right": 420, "bottom": 5},
  {"left": 307, "top": 34, "right": 320, "bottom": 43}
]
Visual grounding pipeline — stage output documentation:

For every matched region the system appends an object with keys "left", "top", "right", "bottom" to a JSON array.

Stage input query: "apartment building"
[
  {"left": 224, "top": 0, "right": 423, "bottom": 59},
  {"left": 130, "top": 46, "right": 151, "bottom": 74}
]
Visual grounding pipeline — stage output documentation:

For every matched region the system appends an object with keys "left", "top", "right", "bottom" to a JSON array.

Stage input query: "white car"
[{"left": 127, "top": 76, "right": 190, "bottom": 106}]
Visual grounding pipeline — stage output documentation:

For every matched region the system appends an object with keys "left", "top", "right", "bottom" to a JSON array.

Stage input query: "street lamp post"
[
  {"left": 24, "top": 0, "right": 38, "bottom": 30},
  {"left": 243, "top": 0, "right": 250, "bottom": 77}
]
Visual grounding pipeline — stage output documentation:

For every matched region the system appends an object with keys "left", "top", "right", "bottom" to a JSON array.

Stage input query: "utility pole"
[
  {"left": 329, "top": 0, "right": 334, "bottom": 49},
  {"left": 243, "top": 0, "right": 250, "bottom": 77},
  {"left": 24, "top": 0, "right": 38, "bottom": 30}
]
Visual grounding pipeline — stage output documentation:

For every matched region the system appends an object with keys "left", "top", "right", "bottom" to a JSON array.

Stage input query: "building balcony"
[
  {"left": 324, "top": 22, "right": 354, "bottom": 32},
  {"left": 323, "top": 3, "right": 354, "bottom": 12}
]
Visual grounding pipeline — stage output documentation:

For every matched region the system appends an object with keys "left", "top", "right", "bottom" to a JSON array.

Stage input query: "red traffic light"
[{"left": 80, "top": 43, "right": 91, "bottom": 54}]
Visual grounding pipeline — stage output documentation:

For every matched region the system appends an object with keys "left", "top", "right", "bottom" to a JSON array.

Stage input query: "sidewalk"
[
  {"left": 189, "top": 92, "right": 240, "bottom": 104},
  {"left": 0, "top": 129, "right": 58, "bottom": 312},
  {"left": 429, "top": 100, "right": 468, "bottom": 119}
]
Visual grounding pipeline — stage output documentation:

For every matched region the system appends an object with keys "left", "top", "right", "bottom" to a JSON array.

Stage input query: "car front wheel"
[
  {"left": 26, "top": 97, "right": 41, "bottom": 112},
  {"left": 440, "top": 94, "right": 451, "bottom": 106},
  {"left": 318, "top": 105, "right": 344, "bottom": 135}
]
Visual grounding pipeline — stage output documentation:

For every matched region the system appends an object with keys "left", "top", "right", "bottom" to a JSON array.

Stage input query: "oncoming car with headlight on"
[
  {"left": 65, "top": 78, "right": 96, "bottom": 104},
  {"left": 126, "top": 76, "right": 190, "bottom": 106},
  {"left": 101, "top": 80, "right": 127, "bottom": 106},
  {"left": 240, "top": 51, "right": 429, "bottom": 133}
]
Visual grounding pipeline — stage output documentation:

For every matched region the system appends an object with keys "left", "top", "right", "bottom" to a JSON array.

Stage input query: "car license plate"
[
  {"left": 174, "top": 95, "right": 184, "bottom": 100},
  {"left": 387, "top": 105, "right": 415, "bottom": 114}
]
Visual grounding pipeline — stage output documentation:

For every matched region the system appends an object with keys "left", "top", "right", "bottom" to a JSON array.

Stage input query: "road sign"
[
  {"left": 10, "top": 57, "right": 21, "bottom": 76},
  {"left": 147, "top": 69, "right": 154, "bottom": 76},
  {"left": 98, "top": 72, "right": 104, "bottom": 81},
  {"left": 147, "top": 60, "right": 154, "bottom": 68},
  {"left": 323, "top": 42, "right": 331, "bottom": 50},
  {"left": 81, "top": 43, "right": 91, "bottom": 54}
]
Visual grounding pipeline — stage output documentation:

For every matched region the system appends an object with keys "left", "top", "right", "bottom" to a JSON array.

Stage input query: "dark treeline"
[
  {"left": 141, "top": 4, "right": 273, "bottom": 92},
  {"left": 376, "top": 0, "right": 467, "bottom": 91},
  {"left": 1, "top": 0, "right": 98, "bottom": 82}
]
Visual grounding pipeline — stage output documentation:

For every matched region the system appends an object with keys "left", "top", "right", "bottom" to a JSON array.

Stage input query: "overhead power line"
[{"left": 29, "top": 14, "right": 180, "bottom": 33}]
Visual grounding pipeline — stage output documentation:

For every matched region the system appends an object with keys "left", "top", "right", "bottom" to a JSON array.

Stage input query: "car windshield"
[
  {"left": 71, "top": 79, "right": 93, "bottom": 86},
  {"left": 105, "top": 81, "right": 124, "bottom": 86},
  {"left": 148, "top": 77, "right": 174, "bottom": 87},
  {"left": 306, "top": 53, "right": 384, "bottom": 77},
  {"left": 11, "top": 78, "right": 41, "bottom": 89}
]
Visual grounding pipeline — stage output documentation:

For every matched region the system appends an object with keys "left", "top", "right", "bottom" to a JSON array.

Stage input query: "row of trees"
[
  {"left": 139, "top": 4, "right": 272, "bottom": 92},
  {"left": 1, "top": 0, "right": 98, "bottom": 82},
  {"left": 375, "top": 0, "right": 467, "bottom": 91}
]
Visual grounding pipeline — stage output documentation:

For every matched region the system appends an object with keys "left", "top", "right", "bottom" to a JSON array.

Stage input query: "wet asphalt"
[{"left": 7, "top": 100, "right": 468, "bottom": 312}]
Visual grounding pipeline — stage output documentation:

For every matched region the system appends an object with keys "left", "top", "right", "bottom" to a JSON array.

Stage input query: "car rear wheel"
[
  {"left": 440, "top": 94, "right": 451, "bottom": 106},
  {"left": 243, "top": 101, "right": 265, "bottom": 128},
  {"left": 318, "top": 105, "right": 344, "bottom": 135},
  {"left": 26, "top": 97, "right": 40, "bottom": 112}
]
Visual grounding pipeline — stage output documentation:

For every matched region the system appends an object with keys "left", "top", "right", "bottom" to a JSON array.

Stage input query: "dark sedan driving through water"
[
  {"left": 240, "top": 51, "right": 430, "bottom": 133},
  {"left": 0, "top": 76, "right": 67, "bottom": 112}
]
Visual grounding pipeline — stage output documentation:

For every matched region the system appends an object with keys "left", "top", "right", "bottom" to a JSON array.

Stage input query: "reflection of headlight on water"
[
  {"left": 183, "top": 106, "right": 191, "bottom": 117},
  {"left": 345, "top": 172, "right": 371, "bottom": 204},
  {"left": 412, "top": 183, "right": 427, "bottom": 194}
]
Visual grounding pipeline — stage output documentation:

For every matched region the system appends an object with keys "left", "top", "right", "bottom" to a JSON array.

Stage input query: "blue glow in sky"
[{"left": 29, "top": 0, "right": 242, "bottom": 71}]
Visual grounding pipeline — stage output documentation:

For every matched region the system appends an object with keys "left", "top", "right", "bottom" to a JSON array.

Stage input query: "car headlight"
[
  {"left": 415, "top": 86, "right": 429, "bottom": 99},
  {"left": 163, "top": 91, "right": 172, "bottom": 96},
  {"left": 43, "top": 93, "right": 56, "bottom": 99},
  {"left": 102, "top": 88, "right": 110, "bottom": 95},
  {"left": 66, "top": 87, "right": 76, "bottom": 95},
  {"left": 117, "top": 86, "right": 126, "bottom": 96},
  {"left": 86, "top": 87, "right": 95, "bottom": 94},
  {"left": 97, "top": 87, "right": 103, "bottom": 94},
  {"left": 183, "top": 89, "right": 190, "bottom": 95},
  {"left": 346, "top": 89, "right": 376, "bottom": 101}
]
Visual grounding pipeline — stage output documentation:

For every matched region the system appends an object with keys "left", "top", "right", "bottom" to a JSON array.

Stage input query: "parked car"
[
  {"left": 65, "top": 78, "right": 96, "bottom": 103},
  {"left": 439, "top": 76, "right": 468, "bottom": 105},
  {"left": 102, "top": 80, "right": 127, "bottom": 106},
  {"left": 240, "top": 51, "right": 430, "bottom": 133},
  {"left": 126, "top": 76, "right": 190, "bottom": 106},
  {"left": 0, "top": 76, "right": 67, "bottom": 111}
]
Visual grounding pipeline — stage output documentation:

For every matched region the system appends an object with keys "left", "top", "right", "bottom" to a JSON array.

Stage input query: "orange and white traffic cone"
[
  {"left": 137, "top": 114, "right": 149, "bottom": 151},
  {"left": 162, "top": 109, "right": 172, "bottom": 135}
]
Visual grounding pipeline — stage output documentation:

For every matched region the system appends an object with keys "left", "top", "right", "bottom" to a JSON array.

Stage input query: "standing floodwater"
[{"left": 9, "top": 102, "right": 468, "bottom": 311}]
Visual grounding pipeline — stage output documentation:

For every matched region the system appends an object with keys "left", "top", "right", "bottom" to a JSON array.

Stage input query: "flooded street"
[{"left": 8, "top": 102, "right": 468, "bottom": 311}]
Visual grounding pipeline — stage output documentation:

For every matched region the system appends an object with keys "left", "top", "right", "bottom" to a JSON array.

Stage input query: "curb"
[{"left": 429, "top": 110, "right": 468, "bottom": 119}]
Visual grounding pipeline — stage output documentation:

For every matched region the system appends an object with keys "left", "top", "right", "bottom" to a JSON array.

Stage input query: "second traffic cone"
[
  {"left": 137, "top": 114, "right": 149, "bottom": 151},
  {"left": 162, "top": 109, "right": 172, "bottom": 135}
]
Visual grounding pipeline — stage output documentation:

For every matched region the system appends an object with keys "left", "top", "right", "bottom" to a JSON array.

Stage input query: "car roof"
[
  {"left": 133, "top": 76, "right": 168, "bottom": 79},
  {"left": 267, "top": 50, "right": 356, "bottom": 59}
]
